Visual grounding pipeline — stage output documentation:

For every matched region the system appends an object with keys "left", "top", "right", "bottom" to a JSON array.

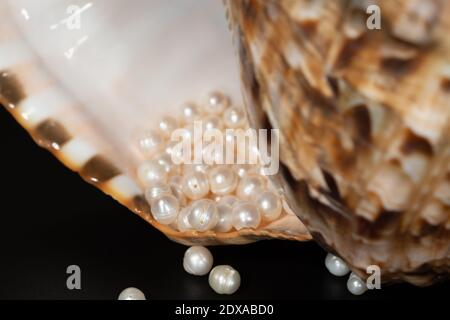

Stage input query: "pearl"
[
  {"left": 255, "top": 191, "right": 282, "bottom": 222},
  {"left": 223, "top": 107, "right": 246, "bottom": 128},
  {"left": 137, "top": 160, "right": 167, "bottom": 186},
  {"left": 347, "top": 273, "right": 368, "bottom": 295},
  {"left": 209, "top": 265, "right": 241, "bottom": 295},
  {"left": 232, "top": 201, "right": 261, "bottom": 230},
  {"left": 177, "top": 206, "right": 192, "bottom": 232},
  {"left": 215, "top": 204, "right": 234, "bottom": 232},
  {"left": 158, "top": 116, "right": 178, "bottom": 137},
  {"left": 181, "top": 171, "right": 210, "bottom": 200},
  {"left": 118, "top": 287, "right": 146, "bottom": 300},
  {"left": 204, "top": 91, "right": 229, "bottom": 115},
  {"left": 180, "top": 103, "right": 201, "bottom": 123},
  {"left": 218, "top": 195, "right": 239, "bottom": 207},
  {"left": 208, "top": 166, "right": 238, "bottom": 195},
  {"left": 325, "top": 253, "right": 350, "bottom": 277},
  {"left": 150, "top": 194, "right": 179, "bottom": 225},
  {"left": 203, "top": 115, "right": 223, "bottom": 131},
  {"left": 183, "top": 246, "right": 214, "bottom": 276},
  {"left": 183, "top": 163, "right": 210, "bottom": 175},
  {"left": 188, "top": 199, "right": 219, "bottom": 231},
  {"left": 155, "top": 153, "right": 179, "bottom": 175},
  {"left": 144, "top": 181, "right": 171, "bottom": 202},
  {"left": 234, "top": 164, "right": 252, "bottom": 178},
  {"left": 236, "top": 174, "right": 266, "bottom": 200},
  {"left": 138, "top": 130, "right": 164, "bottom": 157},
  {"left": 170, "top": 182, "right": 187, "bottom": 207}
]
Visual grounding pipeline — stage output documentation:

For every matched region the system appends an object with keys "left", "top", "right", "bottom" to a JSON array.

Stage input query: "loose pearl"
[
  {"left": 204, "top": 91, "right": 229, "bottom": 115},
  {"left": 347, "top": 273, "right": 368, "bottom": 295},
  {"left": 150, "top": 194, "right": 179, "bottom": 225},
  {"left": 232, "top": 201, "right": 261, "bottom": 230},
  {"left": 137, "top": 160, "right": 168, "bottom": 186},
  {"left": 209, "top": 265, "right": 241, "bottom": 295},
  {"left": 144, "top": 181, "right": 171, "bottom": 202},
  {"left": 118, "top": 287, "right": 146, "bottom": 300},
  {"left": 325, "top": 253, "right": 350, "bottom": 277},
  {"left": 218, "top": 195, "right": 239, "bottom": 207},
  {"left": 188, "top": 199, "right": 219, "bottom": 231},
  {"left": 155, "top": 153, "right": 179, "bottom": 175},
  {"left": 183, "top": 246, "right": 214, "bottom": 276},
  {"left": 223, "top": 107, "right": 246, "bottom": 128},
  {"left": 181, "top": 171, "right": 210, "bottom": 200},
  {"left": 180, "top": 103, "right": 201, "bottom": 123},
  {"left": 138, "top": 130, "right": 164, "bottom": 157},
  {"left": 236, "top": 174, "right": 266, "bottom": 200},
  {"left": 170, "top": 182, "right": 187, "bottom": 207},
  {"left": 234, "top": 164, "right": 252, "bottom": 178},
  {"left": 203, "top": 115, "right": 223, "bottom": 131},
  {"left": 158, "top": 116, "right": 178, "bottom": 137},
  {"left": 255, "top": 191, "right": 282, "bottom": 222},
  {"left": 215, "top": 204, "right": 234, "bottom": 232},
  {"left": 208, "top": 166, "right": 238, "bottom": 195},
  {"left": 177, "top": 206, "right": 192, "bottom": 232}
]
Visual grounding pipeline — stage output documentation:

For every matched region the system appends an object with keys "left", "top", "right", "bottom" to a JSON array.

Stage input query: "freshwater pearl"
[
  {"left": 137, "top": 160, "right": 168, "bottom": 186},
  {"left": 183, "top": 246, "right": 214, "bottom": 276},
  {"left": 150, "top": 194, "right": 179, "bottom": 225},
  {"left": 236, "top": 174, "right": 266, "bottom": 200},
  {"left": 118, "top": 287, "right": 146, "bottom": 300},
  {"left": 144, "top": 181, "right": 171, "bottom": 202},
  {"left": 204, "top": 91, "right": 229, "bottom": 115},
  {"left": 215, "top": 204, "right": 233, "bottom": 232},
  {"left": 203, "top": 115, "right": 223, "bottom": 131},
  {"left": 325, "top": 253, "right": 350, "bottom": 277},
  {"left": 234, "top": 164, "right": 252, "bottom": 178},
  {"left": 177, "top": 206, "right": 192, "bottom": 232},
  {"left": 223, "top": 107, "right": 246, "bottom": 128},
  {"left": 180, "top": 103, "right": 201, "bottom": 123},
  {"left": 188, "top": 199, "right": 219, "bottom": 231},
  {"left": 170, "top": 182, "right": 187, "bottom": 207},
  {"left": 158, "top": 116, "right": 178, "bottom": 137},
  {"left": 208, "top": 166, "right": 238, "bottom": 195},
  {"left": 255, "top": 191, "right": 282, "bottom": 222},
  {"left": 347, "top": 273, "right": 368, "bottom": 295},
  {"left": 155, "top": 153, "right": 179, "bottom": 175},
  {"left": 181, "top": 172, "right": 210, "bottom": 200},
  {"left": 218, "top": 195, "right": 239, "bottom": 207},
  {"left": 209, "top": 265, "right": 241, "bottom": 295},
  {"left": 232, "top": 201, "right": 261, "bottom": 230},
  {"left": 138, "top": 130, "right": 164, "bottom": 157}
]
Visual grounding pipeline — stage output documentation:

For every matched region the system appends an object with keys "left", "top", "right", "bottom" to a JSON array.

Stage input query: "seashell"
[
  {"left": 0, "top": 1, "right": 310, "bottom": 246},
  {"left": 226, "top": 0, "right": 450, "bottom": 285}
]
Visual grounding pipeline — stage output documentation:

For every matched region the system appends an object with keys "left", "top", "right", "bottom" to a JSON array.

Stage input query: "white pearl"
[
  {"left": 137, "top": 160, "right": 167, "bottom": 186},
  {"left": 155, "top": 153, "right": 180, "bottom": 175},
  {"left": 209, "top": 265, "right": 241, "bottom": 295},
  {"left": 180, "top": 103, "right": 201, "bottom": 123},
  {"left": 150, "top": 194, "right": 179, "bottom": 225},
  {"left": 204, "top": 91, "right": 229, "bottom": 115},
  {"left": 188, "top": 199, "right": 219, "bottom": 231},
  {"left": 223, "top": 107, "right": 246, "bottom": 128},
  {"left": 158, "top": 116, "right": 178, "bottom": 137},
  {"left": 232, "top": 201, "right": 261, "bottom": 230},
  {"left": 203, "top": 115, "right": 223, "bottom": 131},
  {"left": 234, "top": 164, "right": 252, "bottom": 178},
  {"left": 325, "top": 253, "right": 350, "bottom": 277},
  {"left": 118, "top": 287, "right": 146, "bottom": 300},
  {"left": 181, "top": 171, "right": 210, "bottom": 200},
  {"left": 255, "top": 191, "right": 282, "bottom": 222},
  {"left": 170, "top": 182, "right": 187, "bottom": 207},
  {"left": 236, "top": 174, "right": 266, "bottom": 200},
  {"left": 208, "top": 166, "right": 238, "bottom": 195},
  {"left": 215, "top": 204, "right": 234, "bottom": 232},
  {"left": 347, "top": 273, "right": 367, "bottom": 295},
  {"left": 218, "top": 195, "right": 239, "bottom": 207},
  {"left": 138, "top": 130, "right": 164, "bottom": 157},
  {"left": 183, "top": 246, "right": 214, "bottom": 276},
  {"left": 177, "top": 206, "right": 192, "bottom": 232},
  {"left": 144, "top": 181, "right": 171, "bottom": 202},
  {"left": 202, "top": 142, "right": 225, "bottom": 165}
]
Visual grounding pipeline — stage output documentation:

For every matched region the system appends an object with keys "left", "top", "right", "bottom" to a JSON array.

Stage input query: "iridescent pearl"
[
  {"left": 234, "top": 164, "right": 252, "bottom": 178},
  {"left": 177, "top": 206, "right": 192, "bottom": 232},
  {"left": 325, "top": 253, "right": 350, "bottom": 277},
  {"left": 180, "top": 103, "right": 201, "bottom": 123},
  {"left": 209, "top": 265, "right": 241, "bottom": 295},
  {"left": 215, "top": 204, "right": 233, "bottom": 232},
  {"left": 118, "top": 287, "right": 146, "bottom": 300},
  {"left": 158, "top": 116, "right": 178, "bottom": 137},
  {"left": 170, "top": 182, "right": 187, "bottom": 207},
  {"left": 207, "top": 166, "right": 238, "bottom": 195},
  {"left": 218, "top": 195, "right": 239, "bottom": 207},
  {"left": 232, "top": 201, "right": 261, "bottom": 230},
  {"left": 255, "top": 191, "right": 282, "bottom": 222},
  {"left": 223, "top": 107, "right": 246, "bottom": 128},
  {"left": 347, "top": 273, "right": 367, "bottom": 295},
  {"left": 137, "top": 160, "right": 167, "bottom": 186},
  {"left": 188, "top": 199, "right": 219, "bottom": 231},
  {"left": 203, "top": 115, "right": 223, "bottom": 131},
  {"left": 236, "top": 174, "right": 266, "bottom": 200},
  {"left": 138, "top": 130, "right": 164, "bottom": 157},
  {"left": 204, "top": 91, "right": 229, "bottom": 115},
  {"left": 183, "top": 246, "right": 214, "bottom": 276},
  {"left": 155, "top": 152, "right": 180, "bottom": 175},
  {"left": 165, "top": 141, "right": 186, "bottom": 164},
  {"left": 150, "top": 194, "right": 179, "bottom": 225},
  {"left": 144, "top": 181, "right": 171, "bottom": 202},
  {"left": 181, "top": 172, "right": 210, "bottom": 200}
]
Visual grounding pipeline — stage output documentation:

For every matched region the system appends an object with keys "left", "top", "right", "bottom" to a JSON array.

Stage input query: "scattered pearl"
[
  {"left": 138, "top": 130, "right": 164, "bottom": 157},
  {"left": 188, "top": 199, "right": 219, "bottom": 231},
  {"left": 218, "top": 195, "right": 239, "bottom": 207},
  {"left": 180, "top": 103, "right": 201, "bottom": 123},
  {"left": 137, "top": 160, "right": 167, "bottom": 186},
  {"left": 232, "top": 201, "right": 261, "bottom": 230},
  {"left": 223, "top": 107, "right": 246, "bottom": 128},
  {"left": 177, "top": 206, "right": 192, "bottom": 232},
  {"left": 208, "top": 166, "right": 238, "bottom": 195},
  {"left": 204, "top": 91, "right": 229, "bottom": 115},
  {"left": 215, "top": 204, "right": 234, "bottom": 232},
  {"left": 158, "top": 116, "right": 178, "bottom": 137},
  {"left": 255, "top": 191, "right": 282, "bottom": 222},
  {"left": 144, "top": 181, "right": 171, "bottom": 202},
  {"left": 183, "top": 246, "right": 214, "bottom": 276},
  {"left": 150, "top": 194, "right": 179, "bottom": 225},
  {"left": 118, "top": 287, "right": 146, "bottom": 300},
  {"left": 181, "top": 171, "right": 210, "bottom": 200},
  {"left": 325, "top": 253, "right": 350, "bottom": 277},
  {"left": 236, "top": 174, "right": 266, "bottom": 200},
  {"left": 209, "top": 265, "right": 241, "bottom": 295},
  {"left": 347, "top": 273, "right": 368, "bottom": 295}
]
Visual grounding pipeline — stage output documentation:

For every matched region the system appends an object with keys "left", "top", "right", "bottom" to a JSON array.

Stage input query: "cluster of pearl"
[
  {"left": 324, "top": 253, "right": 368, "bottom": 295},
  {"left": 135, "top": 92, "right": 284, "bottom": 233}
]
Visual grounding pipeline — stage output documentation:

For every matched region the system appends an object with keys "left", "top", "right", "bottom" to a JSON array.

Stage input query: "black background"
[{"left": 0, "top": 106, "right": 448, "bottom": 300}]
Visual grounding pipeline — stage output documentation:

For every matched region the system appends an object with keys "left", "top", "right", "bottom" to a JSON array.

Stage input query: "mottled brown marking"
[
  {"left": 441, "top": 77, "right": 450, "bottom": 92},
  {"left": 381, "top": 57, "right": 416, "bottom": 75},
  {"left": 80, "top": 155, "right": 121, "bottom": 184},
  {"left": 356, "top": 210, "right": 400, "bottom": 239},
  {"left": 334, "top": 37, "right": 365, "bottom": 70},
  {"left": 0, "top": 71, "right": 25, "bottom": 107},
  {"left": 34, "top": 119, "right": 71, "bottom": 150},
  {"left": 344, "top": 104, "right": 372, "bottom": 146},
  {"left": 131, "top": 195, "right": 151, "bottom": 217},
  {"left": 321, "top": 169, "right": 341, "bottom": 201},
  {"left": 401, "top": 130, "right": 433, "bottom": 156},
  {"left": 326, "top": 75, "right": 339, "bottom": 97}
]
